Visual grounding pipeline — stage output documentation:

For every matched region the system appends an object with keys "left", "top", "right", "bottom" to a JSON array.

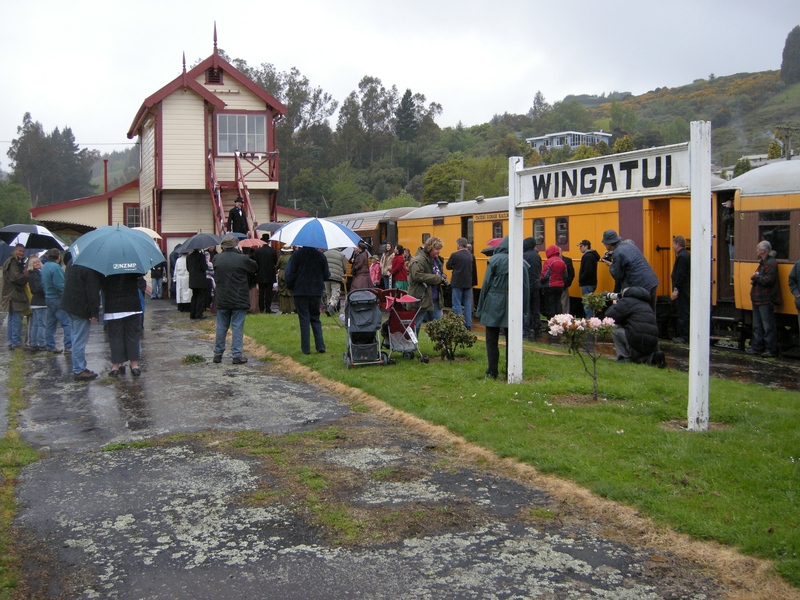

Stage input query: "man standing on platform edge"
[{"left": 212, "top": 235, "right": 257, "bottom": 364}]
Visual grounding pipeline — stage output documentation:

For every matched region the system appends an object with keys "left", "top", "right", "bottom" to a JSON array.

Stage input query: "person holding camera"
[
  {"left": 600, "top": 230, "right": 659, "bottom": 312},
  {"left": 446, "top": 237, "right": 477, "bottom": 329},
  {"left": 604, "top": 287, "right": 664, "bottom": 366},
  {"left": 408, "top": 237, "right": 446, "bottom": 333}
]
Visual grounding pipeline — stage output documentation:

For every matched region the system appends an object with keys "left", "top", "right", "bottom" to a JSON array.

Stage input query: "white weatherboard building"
[{"left": 526, "top": 130, "right": 612, "bottom": 151}]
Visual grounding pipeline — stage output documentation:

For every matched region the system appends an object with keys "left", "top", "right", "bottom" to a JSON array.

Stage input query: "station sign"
[{"left": 517, "top": 143, "right": 690, "bottom": 208}]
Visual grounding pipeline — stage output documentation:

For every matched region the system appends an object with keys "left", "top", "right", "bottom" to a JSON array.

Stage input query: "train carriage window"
[
  {"left": 422, "top": 233, "right": 430, "bottom": 244},
  {"left": 759, "top": 211, "right": 790, "bottom": 259},
  {"left": 492, "top": 222, "right": 503, "bottom": 239},
  {"left": 461, "top": 217, "right": 473, "bottom": 243},
  {"left": 555, "top": 217, "right": 569, "bottom": 249},
  {"left": 532, "top": 218, "right": 545, "bottom": 250}
]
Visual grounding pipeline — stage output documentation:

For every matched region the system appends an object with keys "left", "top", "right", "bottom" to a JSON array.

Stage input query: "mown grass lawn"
[{"left": 246, "top": 312, "right": 800, "bottom": 587}]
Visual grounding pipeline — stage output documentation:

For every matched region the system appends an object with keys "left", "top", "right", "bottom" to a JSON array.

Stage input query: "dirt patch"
[
  {"left": 660, "top": 419, "right": 731, "bottom": 432},
  {"left": 550, "top": 393, "right": 603, "bottom": 406}
]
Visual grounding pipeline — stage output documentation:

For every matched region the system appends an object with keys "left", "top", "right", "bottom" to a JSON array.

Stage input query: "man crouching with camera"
[{"left": 604, "top": 287, "right": 665, "bottom": 367}]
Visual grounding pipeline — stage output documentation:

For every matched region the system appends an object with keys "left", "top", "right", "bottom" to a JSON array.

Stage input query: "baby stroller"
[
  {"left": 379, "top": 289, "right": 429, "bottom": 363},
  {"left": 343, "top": 289, "right": 389, "bottom": 368}
]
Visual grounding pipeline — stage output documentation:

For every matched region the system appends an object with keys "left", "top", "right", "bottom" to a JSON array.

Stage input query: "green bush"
[{"left": 424, "top": 311, "right": 477, "bottom": 360}]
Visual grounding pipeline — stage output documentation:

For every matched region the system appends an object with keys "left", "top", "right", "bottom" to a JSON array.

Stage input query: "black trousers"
[
  {"left": 107, "top": 315, "right": 141, "bottom": 364},
  {"left": 190, "top": 287, "right": 209, "bottom": 319},
  {"left": 258, "top": 283, "right": 274, "bottom": 313},
  {"left": 485, "top": 327, "right": 507, "bottom": 378}
]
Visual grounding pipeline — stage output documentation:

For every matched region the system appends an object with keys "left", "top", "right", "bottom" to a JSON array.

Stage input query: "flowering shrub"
[
  {"left": 425, "top": 311, "right": 477, "bottom": 361},
  {"left": 548, "top": 313, "right": 616, "bottom": 401}
]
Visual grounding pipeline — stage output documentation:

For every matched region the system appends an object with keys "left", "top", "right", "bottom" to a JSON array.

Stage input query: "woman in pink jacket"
[{"left": 541, "top": 245, "right": 566, "bottom": 319}]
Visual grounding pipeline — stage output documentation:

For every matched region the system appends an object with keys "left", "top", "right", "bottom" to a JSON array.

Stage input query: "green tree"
[
  {"left": 422, "top": 158, "right": 467, "bottom": 204},
  {"left": 7, "top": 113, "right": 53, "bottom": 207},
  {"left": 527, "top": 91, "right": 551, "bottom": 119},
  {"left": 568, "top": 145, "right": 600, "bottom": 161},
  {"left": 357, "top": 76, "right": 398, "bottom": 165},
  {"left": 395, "top": 89, "right": 419, "bottom": 183},
  {"left": 0, "top": 181, "right": 33, "bottom": 227},
  {"left": 380, "top": 191, "right": 418, "bottom": 209},
  {"left": 594, "top": 140, "right": 613, "bottom": 156},
  {"left": 613, "top": 135, "right": 636, "bottom": 153},
  {"left": 328, "top": 162, "right": 374, "bottom": 215},
  {"left": 768, "top": 139, "right": 783, "bottom": 159},
  {"left": 733, "top": 157, "right": 752, "bottom": 177},
  {"left": 780, "top": 25, "right": 800, "bottom": 84},
  {"left": 661, "top": 117, "right": 690, "bottom": 144},
  {"left": 609, "top": 99, "right": 638, "bottom": 133}
]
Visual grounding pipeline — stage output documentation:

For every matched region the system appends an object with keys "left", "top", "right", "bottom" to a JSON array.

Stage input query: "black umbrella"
[
  {"left": 255, "top": 222, "right": 283, "bottom": 233},
  {"left": 0, "top": 224, "right": 68, "bottom": 250},
  {"left": 180, "top": 233, "right": 222, "bottom": 253}
]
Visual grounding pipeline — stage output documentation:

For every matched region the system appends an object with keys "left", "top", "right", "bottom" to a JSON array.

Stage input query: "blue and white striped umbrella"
[{"left": 270, "top": 217, "right": 361, "bottom": 249}]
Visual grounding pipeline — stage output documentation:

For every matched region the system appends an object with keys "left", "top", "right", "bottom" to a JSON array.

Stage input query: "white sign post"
[
  {"left": 508, "top": 125, "right": 711, "bottom": 430},
  {"left": 687, "top": 121, "right": 712, "bottom": 431}
]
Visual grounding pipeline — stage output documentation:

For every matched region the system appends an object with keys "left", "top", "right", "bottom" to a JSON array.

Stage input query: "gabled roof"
[
  {"left": 30, "top": 179, "right": 140, "bottom": 218},
  {"left": 188, "top": 53, "right": 287, "bottom": 116},
  {"left": 127, "top": 66, "right": 227, "bottom": 138},
  {"left": 127, "top": 50, "right": 288, "bottom": 140}
]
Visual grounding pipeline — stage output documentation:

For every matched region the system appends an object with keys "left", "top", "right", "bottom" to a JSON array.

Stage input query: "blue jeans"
[
  {"left": 751, "top": 302, "right": 777, "bottom": 355},
  {"left": 151, "top": 277, "right": 163, "bottom": 299},
  {"left": 416, "top": 299, "right": 442, "bottom": 335},
  {"left": 294, "top": 295, "right": 325, "bottom": 354},
  {"left": 214, "top": 308, "right": 246, "bottom": 358},
  {"left": 6, "top": 311, "right": 23, "bottom": 347},
  {"left": 581, "top": 285, "right": 596, "bottom": 318},
  {"left": 451, "top": 287, "right": 472, "bottom": 329},
  {"left": 45, "top": 297, "right": 72, "bottom": 350},
  {"left": 69, "top": 315, "right": 91, "bottom": 374},
  {"left": 30, "top": 307, "right": 47, "bottom": 347}
]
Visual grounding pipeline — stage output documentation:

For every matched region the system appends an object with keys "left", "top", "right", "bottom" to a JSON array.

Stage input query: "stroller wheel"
[
  {"left": 403, "top": 351, "right": 413, "bottom": 360},
  {"left": 343, "top": 352, "right": 351, "bottom": 369},
  {"left": 389, "top": 358, "right": 397, "bottom": 365},
  {"left": 420, "top": 355, "right": 429, "bottom": 364},
  {"left": 380, "top": 352, "right": 389, "bottom": 366}
]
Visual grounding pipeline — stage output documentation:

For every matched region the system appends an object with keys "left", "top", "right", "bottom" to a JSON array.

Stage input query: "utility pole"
[
  {"left": 452, "top": 178, "right": 469, "bottom": 201},
  {"left": 775, "top": 124, "right": 799, "bottom": 160},
  {"left": 288, "top": 198, "right": 301, "bottom": 210}
]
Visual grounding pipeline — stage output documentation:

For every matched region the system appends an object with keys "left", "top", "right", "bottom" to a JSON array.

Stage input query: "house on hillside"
[
  {"left": 526, "top": 130, "right": 612, "bottom": 152},
  {"left": 31, "top": 28, "right": 306, "bottom": 255}
]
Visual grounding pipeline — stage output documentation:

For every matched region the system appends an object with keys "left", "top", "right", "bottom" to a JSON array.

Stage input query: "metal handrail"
[{"left": 207, "top": 149, "right": 227, "bottom": 236}]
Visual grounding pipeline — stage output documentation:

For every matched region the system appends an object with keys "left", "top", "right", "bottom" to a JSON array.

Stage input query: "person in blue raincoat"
[{"left": 475, "top": 237, "right": 529, "bottom": 380}]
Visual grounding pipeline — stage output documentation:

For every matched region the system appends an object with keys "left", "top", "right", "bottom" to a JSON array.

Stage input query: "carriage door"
[{"left": 650, "top": 198, "right": 672, "bottom": 298}]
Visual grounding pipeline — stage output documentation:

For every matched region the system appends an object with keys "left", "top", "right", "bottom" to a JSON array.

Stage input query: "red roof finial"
[{"left": 213, "top": 22, "right": 218, "bottom": 55}]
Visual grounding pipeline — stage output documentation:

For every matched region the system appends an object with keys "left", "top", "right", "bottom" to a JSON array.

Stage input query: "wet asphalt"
[{"left": 0, "top": 301, "right": 750, "bottom": 598}]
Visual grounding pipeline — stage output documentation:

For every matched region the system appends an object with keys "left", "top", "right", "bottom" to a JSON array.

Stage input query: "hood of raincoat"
[
  {"left": 523, "top": 237, "right": 537, "bottom": 252},
  {"left": 545, "top": 245, "right": 560, "bottom": 259},
  {"left": 494, "top": 236, "right": 509, "bottom": 255}
]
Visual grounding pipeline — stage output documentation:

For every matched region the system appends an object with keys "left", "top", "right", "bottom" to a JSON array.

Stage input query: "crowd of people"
[{"left": 1, "top": 222, "right": 789, "bottom": 383}]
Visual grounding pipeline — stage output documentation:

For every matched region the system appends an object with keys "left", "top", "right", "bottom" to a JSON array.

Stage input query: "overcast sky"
[{"left": 1, "top": 0, "right": 797, "bottom": 171}]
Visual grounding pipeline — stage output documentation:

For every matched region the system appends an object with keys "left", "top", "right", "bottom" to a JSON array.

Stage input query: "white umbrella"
[
  {"left": 271, "top": 217, "right": 361, "bottom": 249},
  {"left": 133, "top": 226, "right": 162, "bottom": 240}
]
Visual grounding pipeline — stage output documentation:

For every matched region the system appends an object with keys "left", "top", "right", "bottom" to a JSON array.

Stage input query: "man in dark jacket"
[
  {"left": 285, "top": 245, "right": 330, "bottom": 354},
  {"left": 227, "top": 196, "right": 249, "bottom": 235},
  {"left": 670, "top": 236, "right": 691, "bottom": 343},
  {"left": 601, "top": 229, "right": 660, "bottom": 311},
  {"left": 560, "top": 251, "right": 575, "bottom": 314},
  {"left": 747, "top": 240, "right": 779, "bottom": 358},
  {"left": 445, "top": 237, "right": 477, "bottom": 329},
  {"left": 187, "top": 249, "right": 211, "bottom": 319},
  {"left": 1, "top": 243, "right": 29, "bottom": 349},
  {"left": 254, "top": 234, "right": 277, "bottom": 313},
  {"left": 212, "top": 235, "right": 257, "bottom": 364},
  {"left": 578, "top": 240, "right": 600, "bottom": 318},
  {"left": 522, "top": 237, "right": 542, "bottom": 339},
  {"left": 61, "top": 264, "right": 103, "bottom": 380},
  {"left": 605, "top": 286, "right": 664, "bottom": 366}
]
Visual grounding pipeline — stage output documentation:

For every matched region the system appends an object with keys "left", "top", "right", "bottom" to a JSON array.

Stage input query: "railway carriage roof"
[
  {"left": 713, "top": 160, "right": 800, "bottom": 196},
  {"left": 400, "top": 196, "right": 510, "bottom": 220},
  {"left": 327, "top": 207, "right": 417, "bottom": 231}
]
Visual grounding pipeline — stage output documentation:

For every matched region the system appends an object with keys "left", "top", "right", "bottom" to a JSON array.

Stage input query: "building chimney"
[{"left": 103, "top": 159, "right": 109, "bottom": 193}]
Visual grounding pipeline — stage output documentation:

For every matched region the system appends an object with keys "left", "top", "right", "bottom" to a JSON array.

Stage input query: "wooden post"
[{"left": 688, "top": 121, "right": 711, "bottom": 431}]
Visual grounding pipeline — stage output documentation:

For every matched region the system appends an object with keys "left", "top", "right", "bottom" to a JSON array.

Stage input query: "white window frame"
[{"left": 216, "top": 113, "right": 267, "bottom": 155}]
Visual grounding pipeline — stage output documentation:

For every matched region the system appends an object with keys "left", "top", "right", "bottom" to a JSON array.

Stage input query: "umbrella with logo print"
[{"left": 69, "top": 225, "right": 165, "bottom": 276}]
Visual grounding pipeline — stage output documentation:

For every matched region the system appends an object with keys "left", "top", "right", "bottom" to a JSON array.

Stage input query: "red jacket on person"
[{"left": 542, "top": 245, "right": 566, "bottom": 288}]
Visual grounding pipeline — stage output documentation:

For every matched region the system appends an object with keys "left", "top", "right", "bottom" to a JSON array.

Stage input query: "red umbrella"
[
  {"left": 486, "top": 238, "right": 503, "bottom": 247},
  {"left": 238, "top": 238, "right": 266, "bottom": 249}
]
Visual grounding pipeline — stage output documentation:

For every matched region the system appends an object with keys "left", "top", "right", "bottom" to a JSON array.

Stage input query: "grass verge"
[
  {"left": 245, "top": 312, "right": 800, "bottom": 587},
  {"left": 0, "top": 351, "right": 40, "bottom": 598}
]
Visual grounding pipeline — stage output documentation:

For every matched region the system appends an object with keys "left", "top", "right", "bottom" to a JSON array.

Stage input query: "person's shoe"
[
  {"left": 232, "top": 356, "right": 248, "bottom": 364},
  {"left": 73, "top": 370, "right": 98, "bottom": 381},
  {"left": 131, "top": 368, "right": 141, "bottom": 376},
  {"left": 64, "top": 348, "right": 72, "bottom": 354},
  {"left": 652, "top": 351, "right": 667, "bottom": 369},
  {"left": 317, "top": 349, "right": 326, "bottom": 354},
  {"left": 615, "top": 356, "right": 631, "bottom": 363},
  {"left": 24, "top": 345, "right": 39, "bottom": 353},
  {"left": 671, "top": 337, "right": 688, "bottom": 344},
  {"left": 109, "top": 369, "right": 120, "bottom": 377},
  {"left": 48, "top": 348, "right": 63, "bottom": 354},
  {"left": 485, "top": 371, "right": 498, "bottom": 379},
  {"left": 324, "top": 306, "right": 333, "bottom": 317},
  {"left": 213, "top": 354, "right": 223, "bottom": 363},
  {"left": 9, "top": 345, "right": 22, "bottom": 351},
  {"left": 745, "top": 347, "right": 760, "bottom": 355},
  {"left": 761, "top": 352, "right": 777, "bottom": 359}
]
